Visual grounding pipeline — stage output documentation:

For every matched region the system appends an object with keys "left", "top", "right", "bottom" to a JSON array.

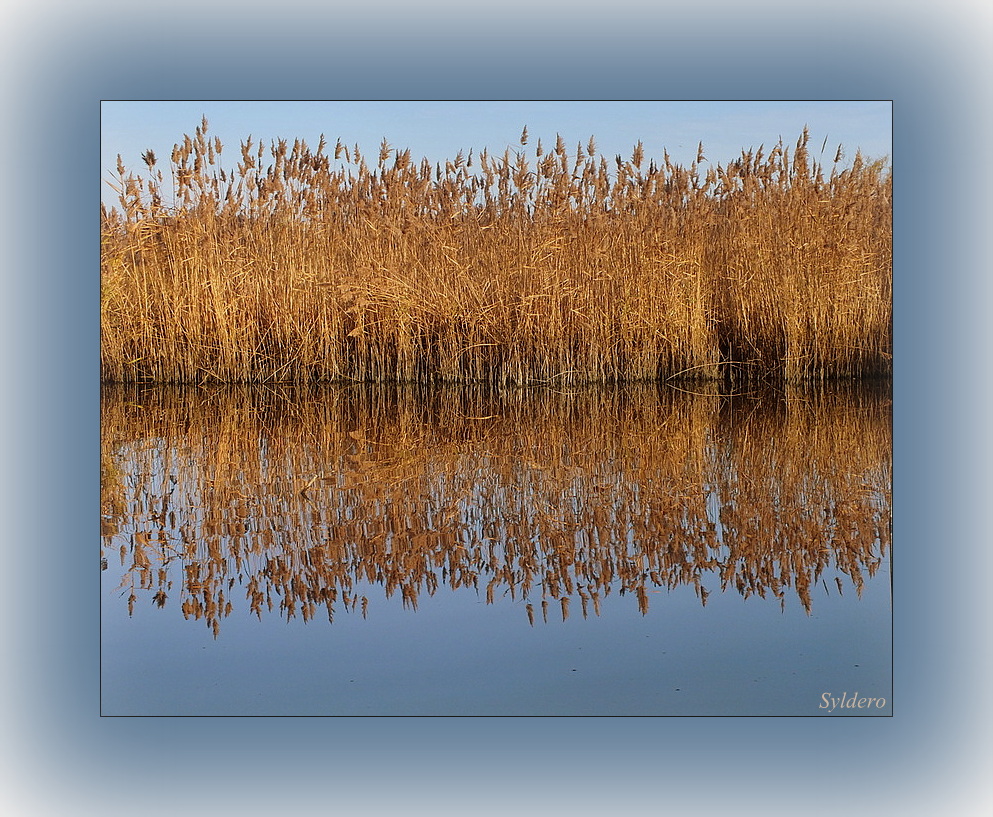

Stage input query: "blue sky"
[{"left": 101, "top": 100, "right": 891, "bottom": 208}]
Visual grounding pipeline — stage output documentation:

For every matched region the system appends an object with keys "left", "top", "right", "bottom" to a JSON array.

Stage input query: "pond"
[{"left": 100, "top": 380, "right": 891, "bottom": 715}]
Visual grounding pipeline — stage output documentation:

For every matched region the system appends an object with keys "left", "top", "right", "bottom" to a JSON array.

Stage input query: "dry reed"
[{"left": 101, "top": 120, "right": 891, "bottom": 384}]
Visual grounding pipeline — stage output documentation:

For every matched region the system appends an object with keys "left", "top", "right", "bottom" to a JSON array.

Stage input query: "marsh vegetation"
[{"left": 101, "top": 120, "right": 891, "bottom": 385}]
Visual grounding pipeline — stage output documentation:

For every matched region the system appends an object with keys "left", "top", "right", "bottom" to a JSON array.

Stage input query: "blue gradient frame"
[{"left": 4, "top": 2, "right": 990, "bottom": 814}]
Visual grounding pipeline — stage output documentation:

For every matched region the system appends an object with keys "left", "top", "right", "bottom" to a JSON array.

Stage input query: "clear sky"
[{"left": 101, "top": 100, "right": 891, "bottom": 207}]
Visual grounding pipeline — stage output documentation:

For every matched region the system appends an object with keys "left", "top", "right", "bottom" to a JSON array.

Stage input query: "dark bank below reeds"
[{"left": 101, "top": 119, "right": 891, "bottom": 385}]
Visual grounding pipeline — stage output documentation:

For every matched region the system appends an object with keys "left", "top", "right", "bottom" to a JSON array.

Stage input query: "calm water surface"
[{"left": 101, "top": 382, "right": 891, "bottom": 715}]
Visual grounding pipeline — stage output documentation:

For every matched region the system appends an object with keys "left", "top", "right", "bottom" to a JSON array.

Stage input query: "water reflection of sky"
[
  {"left": 102, "top": 563, "right": 890, "bottom": 716},
  {"left": 101, "top": 382, "right": 891, "bottom": 715}
]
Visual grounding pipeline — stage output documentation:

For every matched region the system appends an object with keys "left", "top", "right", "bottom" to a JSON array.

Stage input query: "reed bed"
[
  {"left": 101, "top": 119, "right": 891, "bottom": 384},
  {"left": 101, "top": 383, "right": 891, "bottom": 634}
]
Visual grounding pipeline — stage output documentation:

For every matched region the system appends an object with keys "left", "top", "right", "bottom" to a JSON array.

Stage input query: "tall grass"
[{"left": 101, "top": 119, "right": 891, "bottom": 384}]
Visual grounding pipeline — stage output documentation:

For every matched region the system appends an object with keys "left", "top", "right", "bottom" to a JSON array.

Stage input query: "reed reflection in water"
[{"left": 101, "top": 381, "right": 891, "bottom": 715}]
